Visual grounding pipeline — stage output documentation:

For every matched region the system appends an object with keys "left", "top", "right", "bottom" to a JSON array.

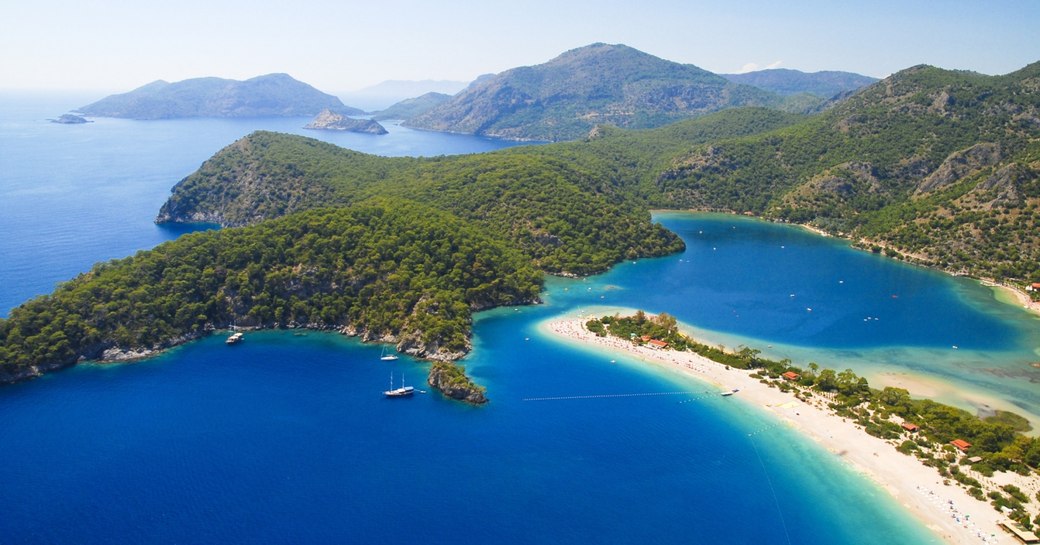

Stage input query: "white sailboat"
[
  {"left": 383, "top": 372, "right": 414, "bottom": 398},
  {"left": 379, "top": 345, "right": 399, "bottom": 361}
]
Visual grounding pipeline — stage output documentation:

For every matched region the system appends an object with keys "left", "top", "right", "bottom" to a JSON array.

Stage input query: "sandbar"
[{"left": 541, "top": 315, "right": 1034, "bottom": 545}]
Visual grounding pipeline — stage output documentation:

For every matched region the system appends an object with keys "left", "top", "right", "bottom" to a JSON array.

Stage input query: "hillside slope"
[
  {"left": 652, "top": 62, "right": 1040, "bottom": 279},
  {"left": 404, "top": 43, "right": 783, "bottom": 141}
]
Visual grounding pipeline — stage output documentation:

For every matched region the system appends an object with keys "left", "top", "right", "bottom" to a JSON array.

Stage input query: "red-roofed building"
[
  {"left": 950, "top": 439, "right": 972, "bottom": 452},
  {"left": 782, "top": 371, "right": 800, "bottom": 381},
  {"left": 901, "top": 423, "right": 920, "bottom": 432},
  {"left": 647, "top": 339, "right": 668, "bottom": 349}
]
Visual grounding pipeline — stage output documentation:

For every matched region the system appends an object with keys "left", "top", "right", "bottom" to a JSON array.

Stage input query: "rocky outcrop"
[
  {"left": 427, "top": 361, "right": 488, "bottom": 404},
  {"left": 915, "top": 143, "right": 1002, "bottom": 195},
  {"left": 304, "top": 109, "right": 388, "bottom": 134}
]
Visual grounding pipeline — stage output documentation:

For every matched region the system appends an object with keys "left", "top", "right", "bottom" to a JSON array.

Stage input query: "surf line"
[{"left": 523, "top": 391, "right": 704, "bottom": 402}]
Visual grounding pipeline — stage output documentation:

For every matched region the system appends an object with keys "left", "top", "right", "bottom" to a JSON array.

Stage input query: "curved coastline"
[
  {"left": 655, "top": 210, "right": 1040, "bottom": 320},
  {"left": 539, "top": 313, "right": 1035, "bottom": 545}
]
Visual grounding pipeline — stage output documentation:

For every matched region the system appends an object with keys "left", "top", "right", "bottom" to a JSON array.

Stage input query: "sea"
[{"left": 2, "top": 91, "right": 1038, "bottom": 544}]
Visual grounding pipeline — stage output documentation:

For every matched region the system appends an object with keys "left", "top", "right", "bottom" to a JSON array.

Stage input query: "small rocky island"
[
  {"left": 50, "top": 113, "right": 91, "bottom": 124},
  {"left": 304, "top": 109, "right": 388, "bottom": 134},
  {"left": 427, "top": 361, "right": 488, "bottom": 404}
]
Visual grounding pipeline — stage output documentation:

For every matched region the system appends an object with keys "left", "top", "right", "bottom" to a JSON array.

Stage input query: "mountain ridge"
[
  {"left": 721, "top": 68, "right": 878, "bottom": 98},
  {"left": 404, "top": 43, "right": 786, "bottom": 141}
]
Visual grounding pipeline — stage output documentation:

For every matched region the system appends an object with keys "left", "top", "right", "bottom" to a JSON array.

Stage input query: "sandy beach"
[
  {"left": 991, "top": 283, "right": 1040, "bottom": 317},
  {"left": 542, "top": 315, "right": 1030, "bottom": 545}
]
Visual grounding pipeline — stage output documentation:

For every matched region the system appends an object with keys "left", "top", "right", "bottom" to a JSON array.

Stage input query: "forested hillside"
[
  {"left": 650, "top": 63, "right": 1040, "bottom": 280},
  {"left": 158, "top": 131, "right": 684, "bottom": 276},
  {"left": 0, "top": 201, "right": 542, "bottom": 384}
]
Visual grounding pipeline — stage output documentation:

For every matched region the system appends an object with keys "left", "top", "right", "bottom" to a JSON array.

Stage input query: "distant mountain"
[
  {"left": 404, "top": 43, "right": 783, "bottom": 142},
  {"left": 78, "top": 74, "right": 355, "bottom": 119},
  {"left": 722, "top": 68, "right": 878, "bottom": 98},
  {"left": 339, "top": 80, "right": 469, "bottom": 111},
  {"left": 372, "top": 92, "right": 452, "bottom": 121},
  {"left": 304, "top": 109, "right": 387, "bottom": 134}
]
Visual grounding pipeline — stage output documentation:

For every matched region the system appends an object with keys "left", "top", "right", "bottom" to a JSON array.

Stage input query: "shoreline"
[
  {"left": 541, "top": 316, "right": 1025, "bottom": 545},
  {"left": 990, "top": 283, "right": 1040, "bottom": 318},
  {"left": 660, "top": 211, "right": 1040, "bottom": 320}
]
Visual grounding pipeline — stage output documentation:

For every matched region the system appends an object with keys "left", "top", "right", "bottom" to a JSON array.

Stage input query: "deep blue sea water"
[{"left": 1, "top": 93, "right": 1037, "bottom": 543}]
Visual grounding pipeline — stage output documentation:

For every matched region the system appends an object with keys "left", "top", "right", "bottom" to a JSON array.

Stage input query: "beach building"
[
  {"left": 1027, "top": 282, "right": 1040, "bottom": 292},
  {"left": 900, "top": 422, "right": 920, "bottom": 433},
  {"left": 950, "top": 439, "right": 972, "bottom": 452},
  {"left": 782, "top": 371, "right": 800, "bottom": 381},
  {"left": 1000, "top": 520, "right": 1040, "bottom": 544},
  {"left": 647, "top": 339, "right": 668, "bottom": 349}
]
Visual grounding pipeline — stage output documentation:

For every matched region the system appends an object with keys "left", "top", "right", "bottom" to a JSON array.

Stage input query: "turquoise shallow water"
[{"left": 1, "top": 94, "right": 1035, "bottom": 542}]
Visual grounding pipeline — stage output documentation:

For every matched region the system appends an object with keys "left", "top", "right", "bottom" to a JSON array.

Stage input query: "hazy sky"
[{"left": 2, "top": 0, "right": 1038, "bottom": 93}]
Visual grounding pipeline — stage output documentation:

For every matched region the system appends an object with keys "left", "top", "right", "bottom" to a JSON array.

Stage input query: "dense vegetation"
[
  {"left": 590, "top": 311, "right": 1040, "bottom": 527},
  {"left": 0, "top": 200, "right": 542, "bottom": 382},
  {"left": 158, "top": 131, "right": 685, "bottom": 276}
]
